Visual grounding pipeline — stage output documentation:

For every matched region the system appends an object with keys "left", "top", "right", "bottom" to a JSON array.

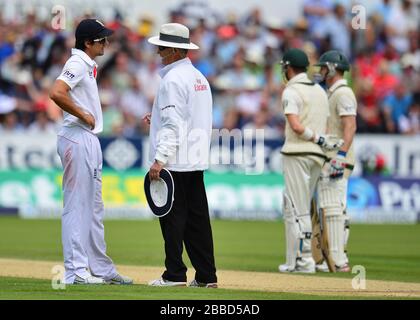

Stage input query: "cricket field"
[{"left": 0, "top": 217, "right": 419, "bottom": 300}]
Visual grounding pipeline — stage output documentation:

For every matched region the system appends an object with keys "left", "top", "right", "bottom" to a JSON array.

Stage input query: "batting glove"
[
  {"left": 314, "top": 134, "right": 344, "bottom": 151},
  {"left": 329, "top": 151, "right": 347, "bottom": 180}
]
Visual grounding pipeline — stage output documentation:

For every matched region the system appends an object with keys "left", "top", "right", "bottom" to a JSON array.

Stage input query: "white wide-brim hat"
[
  {"left": 144, "top": 168, "right": 175, "bottom": 217},
  {"left": 148, "top": 23, "right": 199, "bottom": 50}
]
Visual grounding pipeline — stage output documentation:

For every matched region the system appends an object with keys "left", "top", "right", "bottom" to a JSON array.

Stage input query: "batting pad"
[
  {"left": 326, "top": 215, "right": 346, "bottom": 267},
  {"left": 283, "top": 194, "right": 314, "bottom": 270}
]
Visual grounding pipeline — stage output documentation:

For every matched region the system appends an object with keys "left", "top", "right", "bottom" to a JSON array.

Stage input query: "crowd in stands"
[{"left": 0, "top": 0, "right": 419, "bottom": 138}]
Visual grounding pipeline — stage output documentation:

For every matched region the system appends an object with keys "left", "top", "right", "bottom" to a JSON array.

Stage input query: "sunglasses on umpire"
[
  {"left": 158, "top": 46, "right": 169, "bottom": 52},
  {"left": 93, "top": 37, "right": 108, "bottom": 45}
]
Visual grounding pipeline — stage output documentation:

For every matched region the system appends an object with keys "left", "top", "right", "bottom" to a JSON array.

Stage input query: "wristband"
[
  {"left": 300, "top": 127, "right": 314, "bottom": 141},
  {"left": 337, "top": 150, "right": 347, "bottom": 158}
]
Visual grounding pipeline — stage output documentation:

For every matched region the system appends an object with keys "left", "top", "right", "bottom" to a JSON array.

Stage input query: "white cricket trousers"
[
  {"left": 282, "top": 155, "right": 322, "bottom": 269},
  {"left": 57, "top": 127, "right": 117, "bottom": 284}
]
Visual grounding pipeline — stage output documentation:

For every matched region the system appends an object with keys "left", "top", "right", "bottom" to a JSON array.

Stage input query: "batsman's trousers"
[
  {"left": 57, "top": 126, "right": 117, "bottom": 284},
  {"left": 159, "top": 171, "right": 217, "bottom": 284},
  {"left": 283, "top": 154, "right": 323, "bottom": 223},
  {"left": 282, "top": 154, "right": 323, "bottom": 267}
]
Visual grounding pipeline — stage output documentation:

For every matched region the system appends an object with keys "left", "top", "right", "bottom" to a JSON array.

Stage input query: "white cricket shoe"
[
  {"left": 73, "top": 275, "right": 105, "bottom": 285},
  {"left": 148, "top": 278, "right": 186, "bottom": 287},
  {"left": 278, "top": 264, "right": 292, "bottom": 273},
  {"left": 278, "top": 262, "right": 315, "bottom": 274},
  {"left": 336, "top": 263, "right": 351, "bottom": 273},
  {"left": 106, "top": 274, "right": 133, "bottom": 285},
  {"left": 315, "top": 261, "right": 330, "bottom": 273}
]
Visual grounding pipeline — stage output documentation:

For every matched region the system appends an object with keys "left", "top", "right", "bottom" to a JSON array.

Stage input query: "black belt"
[
  {"left": 281, "top": 151, "right": 354, "bottom": 171},
  {"left": 281, "top": 151, "right": 327, "bottom": 160}
]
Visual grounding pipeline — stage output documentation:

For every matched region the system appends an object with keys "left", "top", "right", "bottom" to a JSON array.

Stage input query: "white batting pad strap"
[
  {"left": 284, "top": 217, "right": 300, "bottom": 269},
  {"left": 326, "top": 215, "right": 346, "bottom": 267},
  {"left": 283, "top": 194, "right": 299, "bottom": 269},
  {"left": 297, "top": 215, "right": 312, "bottom": 257},
  {"left": 343, "top": 212, "right": 350, "bottom": 263}
]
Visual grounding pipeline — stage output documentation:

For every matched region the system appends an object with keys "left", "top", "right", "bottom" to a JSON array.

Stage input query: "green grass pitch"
[{"left": 0, "top": 217, "right": 419, "bottom": 299}]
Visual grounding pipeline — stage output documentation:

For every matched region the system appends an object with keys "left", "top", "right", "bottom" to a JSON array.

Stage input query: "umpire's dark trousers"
[{"left": 159, "top": 170, "right": 217, "bottom": 284}]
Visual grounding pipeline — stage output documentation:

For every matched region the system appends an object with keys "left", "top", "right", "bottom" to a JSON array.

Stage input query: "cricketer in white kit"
[
  {"left": 314, "top": 50, "right": 357, "bottom": 272},
  {"left": 50, "top": 19, "right": 132, "bottom": 285},
  {"left": 278, "top": 49, "right": 343, "bottom": 273}
]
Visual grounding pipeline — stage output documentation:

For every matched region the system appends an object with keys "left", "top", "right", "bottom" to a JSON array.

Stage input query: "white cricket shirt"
[
  {"left": 57, "top": 48, "right": 103, "bottom": 135},
  {"left": 149, "top": 58, "right": 213, "bottom": 171}
]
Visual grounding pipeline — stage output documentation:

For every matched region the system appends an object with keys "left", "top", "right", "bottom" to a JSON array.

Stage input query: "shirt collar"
[
  {"left": 159, "top": 58, "right": 191, "bottom": 78},
  {"left": 71, "top": 48, "right": 97, "bottom": 68},
  {"left": 328, "top": 79, "right": 348, "bottom": 93},
  {"left": 287, "top": 73, "right": 310, "bottom": 86}
]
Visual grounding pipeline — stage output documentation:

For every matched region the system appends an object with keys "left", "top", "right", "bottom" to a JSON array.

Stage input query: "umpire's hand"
[
  {"left": 149, "top": 160, "right": 164, "bottom": 181},
  {"left": 143, "top": 113, "right": 151, "bottom": 125}
]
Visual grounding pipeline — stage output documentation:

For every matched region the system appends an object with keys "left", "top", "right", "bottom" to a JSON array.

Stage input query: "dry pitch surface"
[{"left": 1, "top": 258, "right": 419, "bottom": 298}]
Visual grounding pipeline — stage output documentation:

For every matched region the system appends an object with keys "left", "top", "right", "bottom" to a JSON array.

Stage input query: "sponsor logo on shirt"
[
  {"left": 194, "top": 78, "right": 208, "bottom": 91},
  {"left": 89, "top": 66, "right": 97, "bottom": 79},
  {"left": 63, "top": 70, "right": 75, "bottom": 79}
]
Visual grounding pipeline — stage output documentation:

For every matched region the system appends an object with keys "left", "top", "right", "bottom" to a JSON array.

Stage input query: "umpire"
[{"left": 146, "top": 23, "right": 217, "bottom": 288}]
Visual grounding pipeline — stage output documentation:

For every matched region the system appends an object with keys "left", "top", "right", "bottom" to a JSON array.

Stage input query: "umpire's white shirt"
[
  {"left": 149, "top": 58, "right": 212, "bottom": 171},
  {"left": 57, "top": 48, "right": 103, "bottom": 135}
]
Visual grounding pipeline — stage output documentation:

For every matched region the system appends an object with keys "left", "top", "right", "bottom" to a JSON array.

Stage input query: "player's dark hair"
[
  {"left": 75, "top": 38, "right": 87, "bottom": 50},
  {"left": 292, "top": 66, "right": 307, "bottom": 74},
  {"left": 75, "top": 38, "right": 94, "bottom": 51},
  {"left": 336, "top": 69, "right": 345, "bottom": 76}
]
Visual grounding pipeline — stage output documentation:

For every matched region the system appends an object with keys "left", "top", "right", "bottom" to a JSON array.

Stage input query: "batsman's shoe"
[
  {"left": 148, "top": 278, "right": 186, "bottom": 287},
  {"left": 73, "top": 275, "right": 105, "bottom": 285},
  {"left": 336, "top": 263, "right": 351, "bottom": 273},
  {"left": 188, "top": 279, "right": 218, "bottom": 288},
  {"left": 106, "top": 274, "right": 133, "bottom": 285},
  {"left": 315, "top": 261, "right": 330, "bottom": 273},
  {"left": 278, "top": 263, "right": 315, "bottom": 274},
  {"left": 278, "top": 264, "right": 292, "bottom": 273}
]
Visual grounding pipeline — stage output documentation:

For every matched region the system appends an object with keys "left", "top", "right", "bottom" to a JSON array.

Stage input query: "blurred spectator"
[
  {"left": 27, "top": 77, "right": 62, "bottom": 122},
  {"left": 313, "top": 3, "right": 351, "bottom": 57},
  {"left": 109, "top": 51, "right": 134, "bottom": 93},
  {"left": 27, "top": 110, "right": 57, "bottom": 134},
  {"left": 303, "top": 0, "right": 333, "bottom": 31},
  {"left": 0, "top": 111, "right": 23, "bottom": 133},
  {"left": 135, "top": 56, "right": 161, "bottom": 105},
  {"left": 222, "top": 108, "right": 240, "bottom": 131},
  {"left": 385, "top": 0, "right": 419, "bottom": 53},
  {"left": 372, "top": 0, "right": 393, "bottom": 24},
  {"left": 234, "top": 76, "right": 265, "bottom": 125},
  {"left": 242, "top": 109, "right": 281, "bottom": 139},
  {"left": 398, "top": 93, "right": 420, "bottom": 135},
  {"left": 0, "top": 91, "right": 16, "bottom": 114},
  {"left": 189, "top": 46, "right": 217, "bottom": 81},
  {"left": 119, "top": 75, "right": 151, "bottom": 136},
  {"left": 214, "top": 20, "right": 240, "bottom": 68},
  {"left": 383, "top": 82, "right": 414, "bottom": 133},
  {"left": 0, "top": 0, "right": 418, "bottom": 139}
]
